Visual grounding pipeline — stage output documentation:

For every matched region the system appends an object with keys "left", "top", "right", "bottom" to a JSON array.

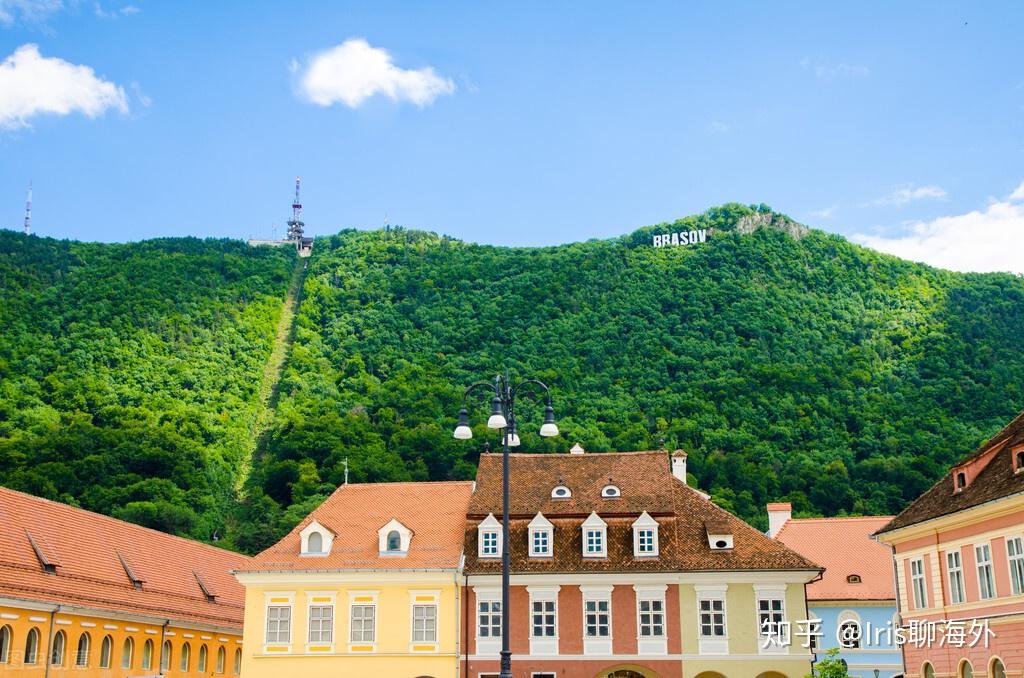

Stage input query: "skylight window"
[
  {"left": 601, "top": 484, "right": 620, "bottom": 498},
  {"left": 551, "top": 485, "right": 571, "bottom": 499}
]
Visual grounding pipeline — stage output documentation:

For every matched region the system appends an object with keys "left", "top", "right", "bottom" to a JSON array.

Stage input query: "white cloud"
[
  {"left": 801, "top": 58, "right": 869, "bottom": 82},
  {"left": 0, "top": 44, "right": 128, "bottom": 129},
  {"left": 869, "top": 184, "right": 948, "bottom": 207},
  {"left": 297, "top": 38, "right": 455, "bottom": 109},
  {"left": 809, "top": 206, "right": 837, "bottom": 219},
  {"left": 852, "top": 184, "right": 1024, "bottom": 274},
  {"left": 94, "top": 3, "right": 140, "bottom": 18},
  {"left": 0, "top": 0, "right": 62, "bottom": 25}
]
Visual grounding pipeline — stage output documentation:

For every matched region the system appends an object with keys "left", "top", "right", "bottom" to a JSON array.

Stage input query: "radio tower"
[
  {"left": 286, "top": 176, "right": 304, "bottom": 242},
  {"left": 23, "top": 182, "right": 32, "bottom": 235}
]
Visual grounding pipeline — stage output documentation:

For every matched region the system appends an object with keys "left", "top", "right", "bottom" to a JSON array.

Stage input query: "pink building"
[{"left": 876, "top": 409, "right": 1024, "bottom": 678}]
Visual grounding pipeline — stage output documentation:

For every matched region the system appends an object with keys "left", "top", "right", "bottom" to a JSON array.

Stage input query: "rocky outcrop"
[{"left": 734, "top": 212, "right": 810, "bottom": 240}]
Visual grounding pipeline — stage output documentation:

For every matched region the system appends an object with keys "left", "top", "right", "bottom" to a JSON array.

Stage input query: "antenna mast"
[
  {"left": 23, "top": 182, "right": 32, "bottom": 235},
  {"left": 286, "top": 176, "right": 304, "bottom": 242}
]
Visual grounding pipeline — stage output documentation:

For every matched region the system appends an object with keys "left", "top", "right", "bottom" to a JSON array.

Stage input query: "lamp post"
[{"left": 453, "top": 370, "right": 559, "bottom": 678}]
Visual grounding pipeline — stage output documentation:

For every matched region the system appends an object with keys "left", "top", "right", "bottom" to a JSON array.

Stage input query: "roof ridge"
[
  {"left": 0, "top": 486, "right": 251, "bottom": 560},
  {"left": 334, "top": 480, "right": 475, "bottom": 487},
  {"left": 479, "top": 450, "right": 666, "bottom": 457},
  {"left": 786, "top": 516, "right": 894, "bottom": 523}
]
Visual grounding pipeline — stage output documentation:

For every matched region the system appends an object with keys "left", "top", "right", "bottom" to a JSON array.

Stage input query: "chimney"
[
  {"left": 671, "top": 450, "right": 688, "bottom": 484},
  {"left": 570, "top": 443, "right": 585, "bottom": 455},
  {"left": 766, "top": 502, "right": 792, "bottom": 538}
]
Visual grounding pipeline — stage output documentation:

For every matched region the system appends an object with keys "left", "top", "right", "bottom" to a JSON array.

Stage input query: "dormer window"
[
  {"left": 529, "top": 513, "right": 554, "bottom": 558},
  {"left": 377, "top": 518, "right": 412, "bottom": 556},
  {"left": 955, "top": 471, "right": 967, "bottom": 492},
  {"left": 478, "top": 514, "right": 502, "bottom": 559},
  {"left": 581, "top": 512, "right": 607, "bottom": 558},
  {"left": 632, "top": 511, "right": 659, "bottom": 557},
  {"left": 299, "top": 520, "right": 334, "bottom": 556},
  {"left": 1015, "top": 447, "right": 1024, "bottom": 474},
  {"left": 705, "top": 520, "right": 733, "bottom": 550},
  {"left": 601, "top": 484, "right": 621, "bottom": 498},
  {"left": 551, "top": 485, "right": 571, "bottom": 499},
  {"left": 847, "top": 574, "right": 862, "bottom": 584}
]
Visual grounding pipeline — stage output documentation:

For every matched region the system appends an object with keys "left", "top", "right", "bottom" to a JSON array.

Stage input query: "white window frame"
[
  {"left": 581, "top": 512, "right": 607, "bottom": 558},
  {"left": 305, "top": 592, "right": 336, "bottom": 652},
  {"left": 347, "top": 591, "right": 378, "bottom": 651},
  {"left": 976, "top": 543, "right": 996, "bottom": 600},
  {"left": 581, "top": 585, "right": 613, "bottom": 655},
  {"left": 478, "top": 514, "right": 502, "bottom": 559},
  {"left": 631, "top": 511, "right": 659, "bottom": 558},
  {"left": 299, "top": 520, "right": 333, "bottom": 557},
  {"left": 836, "top": 610, "right": 862, "bottom": 649},
  {"left": 947, "top": 549, "right": 966, "bottom": 605},
  {"left": 409, "top": 590, "right": 440, "bottom": 651},
  {"left": 910, "top": 558, "right": 929, "bottom": 609},
  {"left": 695, "top": 585, "right": 728, "bottom": 655},
  {"left": 527, "top": 585, "right": 559, "bottom": 656},
  {"left": 263, "top": 593, "right": 294, "bottom": 650},
  {"left": 378, "top": 518, "right": 413, "bottom": 555},
  {"left": 474, "top": 588, "right": 501, "bottom": 657},
  {"left": 1007, "top": 536, "right": 1024, "bottom": 596},
  {"left": 754, "top": 585, "right": 788, "bottom": 654},
  {"left": 528, "top": 513, "right": 554, "bottom": 558},
  {"left": 634, "top": 584, "right": 667, "bottom": 655}
]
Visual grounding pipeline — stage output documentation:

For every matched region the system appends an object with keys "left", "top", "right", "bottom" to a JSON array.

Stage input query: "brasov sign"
[{"left": 652, "top": 229, "right": 708, "bottom": 247}]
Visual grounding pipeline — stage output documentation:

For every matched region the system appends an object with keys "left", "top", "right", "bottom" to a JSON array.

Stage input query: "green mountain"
[{"left": 3, "top": 204, "right": 1023, "bottom": 553}]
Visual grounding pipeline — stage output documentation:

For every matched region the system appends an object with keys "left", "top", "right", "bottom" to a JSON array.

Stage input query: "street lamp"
[{"left": 453, "top": 370, "right": 559, "bottom": 678}]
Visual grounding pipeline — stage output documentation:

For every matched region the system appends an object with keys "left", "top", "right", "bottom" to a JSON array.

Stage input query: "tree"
[{"left": 804, "top": 648, "right": 850, "bottom": 678}]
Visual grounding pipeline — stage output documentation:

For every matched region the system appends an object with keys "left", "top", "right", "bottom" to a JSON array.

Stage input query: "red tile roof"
[
  {"left": 775, "top": 516, "right": 895, "bottom": 601},
  {"left": 0, "top": 487, "right": 250, "bottom": 630},
  {"left": 246, "top": 481, "right": 473, "bottom": 571}
]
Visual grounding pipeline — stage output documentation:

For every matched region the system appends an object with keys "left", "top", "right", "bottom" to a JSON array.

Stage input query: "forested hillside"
[
  {"left": 236, "top": 204, "right": 1024, "bottom": 552},
  {"left": 0, "top": 233, "right": 296, "bottom": 540}
]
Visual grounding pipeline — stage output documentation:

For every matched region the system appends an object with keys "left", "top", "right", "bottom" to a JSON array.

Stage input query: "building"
[
  {"left": 769, "top": 503, "right": 902, "bottom": 678},
  {"left": 876, "top": 409, "right": 1024, "bottom": 678},
  {"left": 233, "top": 481, "right": 473, "bottom": 678},
  {"left": 0, "top": 486, "right": 250, "bottom": 677},
  {"left": 462, "top": 448, "right": 822, "bottom": 678}
]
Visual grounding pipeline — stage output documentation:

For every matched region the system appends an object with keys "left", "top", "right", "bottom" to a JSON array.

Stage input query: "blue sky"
[{"left": 1, "top": 1, "right": 1022, "bottom": 271}]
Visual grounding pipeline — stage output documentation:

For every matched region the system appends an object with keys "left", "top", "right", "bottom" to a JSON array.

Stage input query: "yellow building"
[
  {"left": 0, "top": 487, "right": 250, "bottom": 678},
  {"left": 233, "top": 481, "right": 473, "bottom": 678}
]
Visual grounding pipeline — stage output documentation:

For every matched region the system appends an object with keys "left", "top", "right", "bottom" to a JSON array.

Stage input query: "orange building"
[{"left": 0, "top": 487, "right": 251, "bottom": 677}]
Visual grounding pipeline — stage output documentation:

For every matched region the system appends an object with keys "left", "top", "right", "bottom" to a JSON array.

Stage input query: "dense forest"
[
  {"left": 2, "top": 204, "right": 1023, "bottom": 553},
  {"left": 0, "top": 233, "right": 296, "bottom": 541}
]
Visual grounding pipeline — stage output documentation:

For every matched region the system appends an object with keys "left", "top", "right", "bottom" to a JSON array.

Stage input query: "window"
[
  {"left": 601, "top": 484, "right": 620, "bottom": 497},
  {"left": 585, "top": 529, "right": 604, "bottom": 555},
  {"left": 551, "top": 485, "right": 571, "bottom": 498},
  {"left": 959, "top": 659, "right": 974, "bottom": 678},
  {"left": 582, "top": 513, "right": 607, "bottom": 557},
  {"left": 911, "top": 558, "right": 928, "bottom": 608},
  {"left": 1017, "top": 450, "right": 1024, "bottom": 471},
  {"left": 161, "top": 640, "right": 171, "bottom": 672},
  {"left": 300, "top": 520, "right": 333, "bottom": 555},
  {"left": 846, "top": 574, "right": 862, "bottom": 584},
  {"left": 412, "top": 605, "right": 437, "bottom": 642},
  {"left": 478, "top": 600, "right": 501, "bottom": 638},
  {"left": 947, "top": 550, "right": 966, "bottom": 604},
  {"left": 233, "top": 648, "right": 241, "bottom": 675},
  {"left": 637, "top": 529, "right": 655, "bottom": 554},
  {"left": 308, "top": 604, "right": 334, "bottom": 643},
  {"left": 638, "top": 599, "right": 664, "bottom": 637},
  {"left": 839, "top": 620, "right": 861, "bottom": 648},
  {"left": 923, "top": 662, "right": 936, "bottom": 678},
  {"left": 198, "top": 645, "right": 208, "bottom": 672},
  {"left": 266, "top": 605, "right": 291, "bottom": 643},
  {"left": 699, "top": 598, "right": 726, "bottom": 637},
  {"left": 180, "top": 642, "right": 191, "bottom": 672},
  {"left": 531, "top": 529, "right": 550, "bottom": 556},
  {"left": 141, "top": 638, "right": 153, "bottom": 670},
  {"left": 0, "top": 625, "right": 10, "bottom": 664},
  {"left": 1008, "top": 537, "right": 1024, "bottom": 595},
  {"left": 532, "top": 600, "right": 556, "bottom": 637},
  {"left": 350, "top": 605, "right": 375, "bottom": 643},
  {"left": 991, "top": 658, "right": 1007, "bottom": 678},
  {"left": 216, "top": 646, "right": 226, "bottom": 673},
  {"left": 956, "top": 471, "right": 967, "bottom": 490},
  {"left": 120, "top": 637, "right": 133, "bottom": 669},
  {"left": 50, "top": 630, "right": 65, "bottom": 666},
  {"left": 478, "top": 514, "right": 502, "bottom": 558},
  {"left": 977, "top": 544, "right": 996, "bottom": 599},
  {"left": 631, "top": 511, "right": 660, "bottom": 557},
  {"left": 481, "top": 531, "right": 499, "bottom": 556},
  {"left": 386, "top": 530, "right": 401, "bottom": 551},
  {"left": 307, "top": 531, "right": 323, "bottom": 554},
  {"left": 76, "top": 633, "right": 90, "bottom": 667},
  {"left": 25, "top": 628, "right": 40, "bottom": 665},
  {"left": 99, "top": 635, "right": 112, "bottom": 669},
  {"left": 584, "top": 599, "right": 610, "bottom": 637},
  {"left": 757, "top": 598, "right": 787, "bottom": 645}
]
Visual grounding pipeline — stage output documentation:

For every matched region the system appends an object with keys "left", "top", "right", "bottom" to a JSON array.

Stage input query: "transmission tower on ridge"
[
  {"left": 23, "top": 182, "right": 32, "bottom": 235},
  {"left": 286, "top": 176, "right": 304, "bottom": 242}
]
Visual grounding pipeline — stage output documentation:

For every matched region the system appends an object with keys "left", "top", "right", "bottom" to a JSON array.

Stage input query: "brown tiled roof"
[
  {"left": 0, "top": 487, "right": 249, "bottom": 630},
  {"left": 246, "top": 481, "right": 473, "bottom": 571},
  {"left": 878, "top": 410, "right": 1024, "bottom": 534},
  {"left": 775, "top": 516, "right": 895, "bottom": 601},
  {"left": 464, "top": 451, "right": 818, "bottom": 574}
]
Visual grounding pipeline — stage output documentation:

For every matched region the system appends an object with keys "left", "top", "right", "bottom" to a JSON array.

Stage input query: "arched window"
[
  {"left": 141, "top": 638, "right": 153, "bottom": 670},
  {"left": 551, "top": 485, "right": 571, "bottom": 498},
  {"left": 233, "top": 647, "right": 241, "bottom": 674},
  {"left": 386, "top": 530, "right": 401, "bottom": 551},
  {"left": 99, "top": 635, "right": 112, "bottom": 669},
  {"left": 601, "top": 484, "right": 621, "bottom": 498},
  {"left": 216, "top": 646, "right": 226, "bottom": 673},
  {"left": 50, "top": 630, "right": 66, "bottom": 666},
  {"left": 959, "top": 659, "right": 974, "bottom": 678},
  {"left": 837, "top": 610, "right": 862, "bottom": 649},
  {"left": 1017, "top": 450, "right": 1024, "bottom": 469},
  {"left": 990, "top": 657, "right": 1007, "bottom": 678},
  {"left": 161, "top": 640, "right": 172, "bottom": 672},
  {"left": 956, "top": 472, "right": 967, "bottom": 489},
  {"left": 0, "top": 625, "right": 11, "bottom": 664},
  {"left": 922, "top": 662, "right": 936, "bottom": 678},
  {"left": 846, "top": 574, "right": 862, "bottom": 584},
  {"left": 307, "top": 531, "right": 323, "bottom": 553},
  {"left": 121, "top": 637, "right": 134, "bottom": 669},
  {"left": 25, "top": 628, "right": 40, "bottom": 665},
  {"left": 180, "top": 642, "right": 191, "bottom": 672},
  {"left": 75, "top": 632, "right": 90, "bottom": 667},
  {"left": 198, "top": 644, "right": 208, "bottom": 672}
]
